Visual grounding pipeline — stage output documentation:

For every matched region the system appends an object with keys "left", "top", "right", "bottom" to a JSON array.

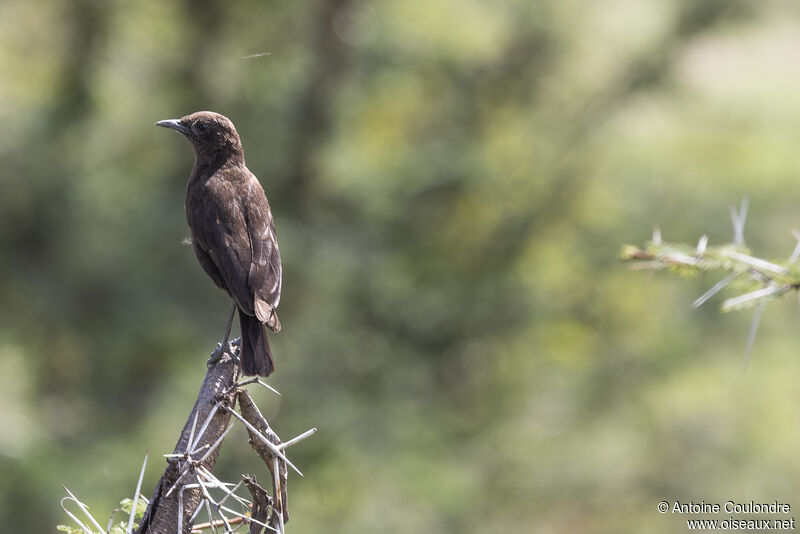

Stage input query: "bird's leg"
[
  {"left": 208, "top": 302, "right": 237, "bottom": 367},
  {"left": 221, "top": 301, "right": 236, "bottom": 345}
]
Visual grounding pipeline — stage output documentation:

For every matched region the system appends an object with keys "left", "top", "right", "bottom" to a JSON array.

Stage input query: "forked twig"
[
  {"left": 621, "top": 200, "right": 800, "bottom": 364},
  {"left": 61, "top": 342, "right": 314, "bottom": 534}
]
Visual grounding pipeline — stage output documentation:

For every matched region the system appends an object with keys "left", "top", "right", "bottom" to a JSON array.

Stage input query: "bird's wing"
[
  {"left": 190, "top": 180, "right": 257, "bottom": 317},
  {"left": 244, "top": 177, "right": 282, "bottom": 330},
  {"left": 192, "top": 239, "right": 228, "bottom": 292}
]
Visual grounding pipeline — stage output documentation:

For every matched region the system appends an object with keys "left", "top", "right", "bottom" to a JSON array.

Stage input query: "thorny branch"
[
  {"left": 60, "top": 340, "right": 316, "bottom": 534},
  {"left": 621, "top": 199, "right": 800, "bottom": 364}
]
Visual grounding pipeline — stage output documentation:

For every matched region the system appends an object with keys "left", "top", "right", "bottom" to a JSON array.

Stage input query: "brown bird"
[{"left": 156, "top": 111, "right": 281, "bottom": 376}]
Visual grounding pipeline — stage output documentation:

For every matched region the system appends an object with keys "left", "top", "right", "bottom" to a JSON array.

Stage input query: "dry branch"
[
  {"left": 136, "top": 344, "right": 241, "bottom": 534},
  {"left": 239, "top": 390, "right": 290, "bottom": 529},
  {"left": 621, "top": 200, "right": 800, "bottom": 363},
  {"left": 60, "top": 340, "right": 315, "bottom": 534}
]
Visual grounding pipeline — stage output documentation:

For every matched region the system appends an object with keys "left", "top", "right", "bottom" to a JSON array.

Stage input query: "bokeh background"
[{"left": 2, "top": 0, "right": 800, "bottom": 532}]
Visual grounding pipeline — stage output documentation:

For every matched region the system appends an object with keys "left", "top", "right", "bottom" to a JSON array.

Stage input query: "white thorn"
[
  {"left": 204, "top": 497, "right": 216, "bottom": 534},
  {"left": 177, "top": 487, "right": 184, "bottom": 534},
  {"left": 190, "top": 403, "right": 220, "bottom": 453},
  {"left": 279, "top": 427, "right": 318, "bottom": 450},
  {"left": 187, "top": 410, "right": 200, "bottom": 454},
  {"left": 257, "top": 379, "right": 282, "bottom": 396},
  {"left": 668, "top": 252, "right": 699, "bottom": 266},
  {"left": 273, "top": 456, "right": 285, "bottom": 534},
  {"left": 197, "top": 423, "right": 234, "bottom": 463},
  {"left": 789, "top": 230, "right": 800, "bottom": 263},
  {"left": 697, "top": 235, "right": 708, "bottom": 254},
  {"left": 730, "top": 197, "right": 749, "bottom": 246},
  {"left": 62, "top": 486, "right": 106, "bottom": 534},
  {"left": 219, "top": 504, "right": 276, "bottom": 531},
  {"left": 721, "top": 249, "right": 789, "bottom": 275},
  {"left": 190, "top": 499, "right": 205, "bottom": 524},
  {"left": 722, "top": 285, "right": 789, "bottom": 312},
  {"left": 221, "top": 404, "right": 304, "bottom": 477},
  {"left": 196, "top": 476, "right": 233, "bottom": 533},
  {"left": 692, "top": 273, "right": 737, "bottom": 309},
  {"left": 60, "top": 496, "right": 93, "bottom": 534},
  {"left": 744, "top": 302, "right": 765, "bottom": 369},
  {"left": 127, "top": 452, "right": 148, "bottom": 534}
]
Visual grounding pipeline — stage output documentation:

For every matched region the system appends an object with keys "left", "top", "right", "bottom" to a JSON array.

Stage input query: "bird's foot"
[{"left": 207, "top": 339, "right": 236, "bottom": 368}]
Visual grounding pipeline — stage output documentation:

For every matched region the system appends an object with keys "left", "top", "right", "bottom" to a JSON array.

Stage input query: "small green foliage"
[
  {"left": 59, "top": 496, "right": 146, "bottom": 534},
  {"left": 109, "top": 496, "right": 147, "bottom": 534},
  {"left": 619, "top": 244, "right": 642, "bottom": 260},
  {"left": 119, "top": 496, "right": 147, "bottom": 518}
]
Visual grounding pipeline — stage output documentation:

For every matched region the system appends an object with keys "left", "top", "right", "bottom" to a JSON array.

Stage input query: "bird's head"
[{"left": 156, "top": 111, "right": 244, "bottom": 164}]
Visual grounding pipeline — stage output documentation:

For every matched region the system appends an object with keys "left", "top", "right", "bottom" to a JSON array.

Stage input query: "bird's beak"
[{"left": 155, "top": 119, "right": 192, "bottom": 135}]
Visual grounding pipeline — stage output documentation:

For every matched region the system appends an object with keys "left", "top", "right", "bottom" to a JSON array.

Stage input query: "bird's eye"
[{"left": 198, "top": 122, "right": 209, "bottom": 133}]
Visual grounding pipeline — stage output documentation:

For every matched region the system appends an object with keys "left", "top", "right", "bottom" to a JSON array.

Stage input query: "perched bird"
[{"left": 156, "top": 111, "right": 281, "bottom": 376}]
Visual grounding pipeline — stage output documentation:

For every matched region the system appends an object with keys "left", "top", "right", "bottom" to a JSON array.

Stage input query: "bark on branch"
[
  {"left": 136, "top": 345, "right": 241, "bottom": 534},
  {"left": 134, "top": 341, "right": 300, "bottom": 534}
]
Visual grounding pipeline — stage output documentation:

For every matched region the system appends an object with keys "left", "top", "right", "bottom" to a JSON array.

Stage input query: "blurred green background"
[{"left": 2, "top": 0, "right": 800, "bottom": 532}]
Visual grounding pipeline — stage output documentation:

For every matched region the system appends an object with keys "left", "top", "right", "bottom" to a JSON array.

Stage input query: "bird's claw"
[{"left": 207, "top": 340, "right": 235, "bottom": 368}]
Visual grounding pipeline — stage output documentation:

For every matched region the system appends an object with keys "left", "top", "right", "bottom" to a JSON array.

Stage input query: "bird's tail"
[{"left": 239, "top": 311, "right": 275, "bottom": 377}]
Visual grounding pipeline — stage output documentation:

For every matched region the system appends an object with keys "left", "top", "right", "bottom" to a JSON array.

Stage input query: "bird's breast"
[{"left": 186, "top": 174, "right": 247, "bottom": 243}]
